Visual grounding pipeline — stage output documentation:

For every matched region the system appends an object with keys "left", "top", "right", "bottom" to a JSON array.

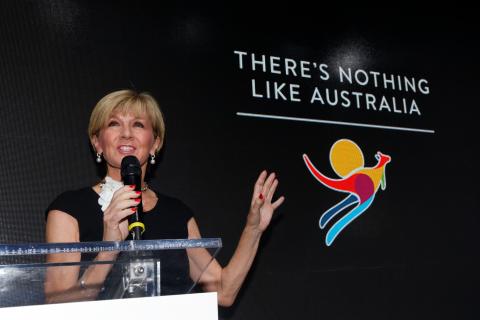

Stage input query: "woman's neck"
[
  {"left": 106, "top": 168, "right": 122, "bottom": 182},
  {"left": 106, "top": 167, "right": 147, "bottom": 189}
]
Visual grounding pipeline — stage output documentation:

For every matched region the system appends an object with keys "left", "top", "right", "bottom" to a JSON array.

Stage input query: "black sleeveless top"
[{"left": 46, "top": 187, "right": 194, "bottom": 295}]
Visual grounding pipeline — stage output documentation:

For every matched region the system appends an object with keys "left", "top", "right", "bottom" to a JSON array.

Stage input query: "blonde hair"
[{"left": 88, "top": 90, "right": 165, "bottom": 153}]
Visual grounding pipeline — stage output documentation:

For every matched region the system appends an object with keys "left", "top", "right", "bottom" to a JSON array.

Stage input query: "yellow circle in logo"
[{"left": 329, "top": 139, "right": 364, "bottom": 177}]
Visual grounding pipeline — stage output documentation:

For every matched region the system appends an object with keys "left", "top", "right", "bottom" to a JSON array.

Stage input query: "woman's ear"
[
  {"left": 91, "top": 135, "right": 102, "bottom": 154},
  {"left": 152, "top": 136, "right": 163, "bottom": 154}
]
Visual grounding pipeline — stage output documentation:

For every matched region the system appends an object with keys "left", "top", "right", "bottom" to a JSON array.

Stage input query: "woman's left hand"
[{"left": 246, "top": 170, "right": 285, "bottom": 233}]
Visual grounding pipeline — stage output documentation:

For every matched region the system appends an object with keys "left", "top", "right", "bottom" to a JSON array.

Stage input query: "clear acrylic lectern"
[{"left": 0, "top": 239, "right": 222, "bottom": 308}]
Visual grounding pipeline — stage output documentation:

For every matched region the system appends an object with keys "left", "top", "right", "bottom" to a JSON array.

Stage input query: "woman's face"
[{"left": 92, "top": 111, "right": 161, "bottom": 176}]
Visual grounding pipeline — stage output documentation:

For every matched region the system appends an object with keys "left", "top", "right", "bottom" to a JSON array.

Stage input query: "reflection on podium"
[{"left": 0, "top": 239, "right": 221, "bottom": 319}]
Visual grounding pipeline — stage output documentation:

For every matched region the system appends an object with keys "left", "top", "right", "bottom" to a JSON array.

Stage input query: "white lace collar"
[{"left": 98, "top": 176, "right": 124, "bottom": 212}]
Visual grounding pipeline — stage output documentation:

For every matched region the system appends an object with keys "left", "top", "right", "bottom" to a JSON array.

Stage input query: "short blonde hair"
[{"left": 88, "top": 90, "right": 165, "bottom": 153}]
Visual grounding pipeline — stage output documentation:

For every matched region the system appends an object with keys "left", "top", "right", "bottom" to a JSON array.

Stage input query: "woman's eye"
[
  {"left": 108, "top": 121, "right": 119, "bottom": 127},
  {"left": 134, "top": 122, "right": 145, "bottom": 128}
]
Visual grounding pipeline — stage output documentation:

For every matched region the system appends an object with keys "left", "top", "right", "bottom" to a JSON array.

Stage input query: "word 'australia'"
[{"left": 310, "top": 87, "right": 421, "bottom": 115}]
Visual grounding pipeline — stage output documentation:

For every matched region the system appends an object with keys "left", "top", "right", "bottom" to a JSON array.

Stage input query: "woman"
[{"left": 45, "top": 89, "right": 284, "bottom": 306}]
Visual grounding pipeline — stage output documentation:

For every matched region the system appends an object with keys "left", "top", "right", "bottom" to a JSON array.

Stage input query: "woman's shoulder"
[
  {"left": 46, "top": 187, "right": 98, "bottom": 218},
  {"left": 49, "top": 187, "right": 97, "bottom": 205}
]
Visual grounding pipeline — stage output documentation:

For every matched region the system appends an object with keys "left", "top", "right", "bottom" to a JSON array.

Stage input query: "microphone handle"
[{"left": 123, "top": 174, "right": 144, "bottom": 240}]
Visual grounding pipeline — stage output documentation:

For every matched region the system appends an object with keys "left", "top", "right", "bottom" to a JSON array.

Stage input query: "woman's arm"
[
  {"left": 44, "top": 185, "right": 140, "bottom": 303},
  {"left": 45, "top": 210, "right": 116, "bottom": 303},
  {"left": 187, "top": 171, "right": 284, "bottom": 306},
  {"left": 45, "top": 210, "right": 81, "bottom": 299},
  {"left": 44, "top": 210, "right": 119, "bottom": 302}
]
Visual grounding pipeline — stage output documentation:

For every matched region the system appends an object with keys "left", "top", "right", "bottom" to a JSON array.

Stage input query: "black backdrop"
[{"left": 0, "top": 2, "right": 477, "bottom": 319}]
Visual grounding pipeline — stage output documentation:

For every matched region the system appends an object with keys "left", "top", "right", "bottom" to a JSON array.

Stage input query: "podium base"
[{"left": 0, "top": 292, "right": 218, "bottom": 320}]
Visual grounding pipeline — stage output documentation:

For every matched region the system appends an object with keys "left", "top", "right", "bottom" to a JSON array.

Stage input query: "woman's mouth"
[{"left": 118, "top": 145, "right": 136, "bottom": 154}]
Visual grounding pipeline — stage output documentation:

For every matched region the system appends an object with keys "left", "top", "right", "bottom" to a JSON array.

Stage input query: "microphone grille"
[{"left": 121, "top": 155, "right": 141, "bottom": 177}]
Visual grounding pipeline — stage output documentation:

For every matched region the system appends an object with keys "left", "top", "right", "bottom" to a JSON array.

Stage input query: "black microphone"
[{"left": 121, "top": 155, "right": 144, "bottom": 240}]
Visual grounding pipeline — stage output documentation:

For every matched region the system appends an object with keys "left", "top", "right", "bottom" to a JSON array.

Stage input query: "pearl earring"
[
  {"left": 96, "top": 153, "right": 102, "bottom": 163},
  {"left": 149, "top": 154, "right": 156, "bottom": 165}
]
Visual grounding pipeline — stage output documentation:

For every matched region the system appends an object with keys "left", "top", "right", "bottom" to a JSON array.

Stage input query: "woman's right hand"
[{"left": 102, "top": 185, "right": 141, "bottom": 241}]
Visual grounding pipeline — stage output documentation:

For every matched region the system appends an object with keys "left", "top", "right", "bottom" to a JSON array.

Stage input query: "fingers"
[
  {"left": 251, "top": 190, "right": 264, "bottom": 212},
  {"left": 272, "top": 196, "right": 285, "bottom": 209},
  {"left": 110, "top": 198, "right": 140, "bottom": 213},
  {"left": 104, "top": 185, "right": 142, "bottom": 223},
  {"left": 253, "top": 170, "right": 276, "bottom": 198},
  {"left": 261, "top": 172, "right": 276, "bottom": 199},
  {"left": 263, "top": 174, "right": 285, "bottom": 210},
  {"left": 253, "top": 170, "right": 268, "bottom": 198},
  {"left": 111, "top": 185, "right": 141, "bottom": 202},
  {"left": 266, "top": 179, "right": 278, "bottom": 202},
  {"left": 105, "top": 208, "right": 136, "bottom": 225},
  {"left": 251, "top": 170, "right": 284, "bottom": 202}
]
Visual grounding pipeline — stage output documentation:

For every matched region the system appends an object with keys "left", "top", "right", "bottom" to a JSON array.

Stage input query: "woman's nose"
[{"left": 120, "top": 125, "right": 132, "bottom": 138}]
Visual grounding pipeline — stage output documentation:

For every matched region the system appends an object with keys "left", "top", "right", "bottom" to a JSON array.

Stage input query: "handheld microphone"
[{"left": 121, "top": 155, "right": 144, "bottom": 240}]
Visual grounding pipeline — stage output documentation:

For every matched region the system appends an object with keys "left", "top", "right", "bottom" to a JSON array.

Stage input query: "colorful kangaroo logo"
[{"left": 303, "top": 139, "right": 391, "bottom": 246}]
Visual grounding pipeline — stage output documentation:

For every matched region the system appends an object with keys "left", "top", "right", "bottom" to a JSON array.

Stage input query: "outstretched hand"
[{"left": 246, "top": 170, "right": 285, "bottom": 233}]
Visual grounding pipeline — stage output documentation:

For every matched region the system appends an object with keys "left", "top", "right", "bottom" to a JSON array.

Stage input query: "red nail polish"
[
  {"left": 135, "top": 198, "right": 141, "bottom": 203},
  {"left": 135, "top": 191, "right": 141, "bottom": 195},
  {"left": 259, "top": 193, "right": 264, "bottom": 200},
  {"left": 131, "top": 207, "right": 137, "bottom": 212},
  {"left": 129, "top": 185, "right": 136, "bottom": 189}
]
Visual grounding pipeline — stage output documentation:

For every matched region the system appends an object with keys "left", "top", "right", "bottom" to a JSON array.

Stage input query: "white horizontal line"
[{"left": 236, "top": 112, "right": 435, "bottom": 134}]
